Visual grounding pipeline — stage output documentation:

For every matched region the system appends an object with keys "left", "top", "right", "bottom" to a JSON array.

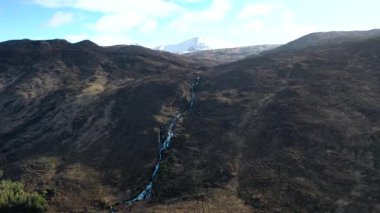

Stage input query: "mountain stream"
[{"left": 124, "top": 76, "right": 200, "bottom": 205}]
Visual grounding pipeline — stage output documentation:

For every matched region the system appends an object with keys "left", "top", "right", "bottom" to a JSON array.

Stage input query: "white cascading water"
[{"left": 124, "top": 76, "right": 200, "bottom": 205}]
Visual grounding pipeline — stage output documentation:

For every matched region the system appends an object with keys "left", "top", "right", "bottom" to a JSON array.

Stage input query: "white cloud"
[
  {"left": 33, "top": 0, "right": 181, "bottom": 34},
  {"left": 32, "top": 0, "right": 181, "bottom": 15},
  {"left": 224, "top": 1, "right": 316, "bottom": 45},
  {"left": 91, "top": 13, "right": 143, "bottom": 33},
  {"left": 74, "top": 0, "right": 181, "bottom": 16},
  {"left": 169, "top": 0, "right": 231, "bottom": 31},
  {"left": 205, "top": 0, "right": 231, "bottom": 20},
  {"left": 140, "top": 19, "right": 158, "bottom": 33},
  {"left": 32, "top": 0, "right": 317, "bottom": 47},
  {"left": 47, "top": 11, "right": 73, "bottom": 27},
  {"left": 282, "top": 11, "right": 295, "bottom": 22},
  {"left": 31, "top": 0, "right": 76, "bottom": 8},
  {"left": 172, "top": 0, "right": 205, "bottom": 3},
  {"left": 244, "top": 20, "right": 264, "bottom": 31},
  {"left": 237, "top": 3, "right": 273, "bottom": 19}
]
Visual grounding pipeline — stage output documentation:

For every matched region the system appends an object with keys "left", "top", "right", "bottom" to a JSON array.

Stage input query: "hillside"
[
  {"left": 1, "top": 33, "right": 380, "bottom": 212},
  {"left": 132, "top": 36, "right": 380, "bottom": 212},
  {"left": 0, "top": 39, "right": 200, "bottom": 212},
  {"left": 184, "top": 44, "right": 280, "bottom": 66},
  {"left": 267, "top": 29, "right": 380, "bottom": 53}
]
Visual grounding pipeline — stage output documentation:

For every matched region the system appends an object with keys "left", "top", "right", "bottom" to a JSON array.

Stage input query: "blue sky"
[{"left": 0, "top": 0, "right": 379, "bottom": 48}]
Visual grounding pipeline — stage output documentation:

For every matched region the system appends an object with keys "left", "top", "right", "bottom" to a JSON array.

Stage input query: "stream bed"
[{"left": 124, "top": 76, "right": 200, "bottom": 204}]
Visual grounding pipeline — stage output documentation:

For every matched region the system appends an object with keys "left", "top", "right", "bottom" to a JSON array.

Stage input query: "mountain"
[
  {"left": 184, "top": 44, "right": 281, "bottom": 66},
  {"left": 1, "top": 31, "right": 380, "bottom": 212},
  {"left": 155, "top": 37, "right": 210, "bottom": 54},
  {"left": 134, "top": 35, "right": 380, "bottom": 213},
  {"left": 196, "top": 36, "right": 380, "bottom": 213},
  {"left": 0, "top": 39, "right": 200, "bottom": 212},
  {"left": 267, "top": 29, "right": 380, "bottom": 53}
]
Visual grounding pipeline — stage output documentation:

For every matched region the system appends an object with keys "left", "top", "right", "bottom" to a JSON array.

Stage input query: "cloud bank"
[{"left": 31, "top": 0, "right": 328, "bottom": 47}]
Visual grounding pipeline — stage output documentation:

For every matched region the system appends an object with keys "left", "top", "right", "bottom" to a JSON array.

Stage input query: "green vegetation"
[{"left": 0, "top": 180, "right": 48, "bottom": 212}]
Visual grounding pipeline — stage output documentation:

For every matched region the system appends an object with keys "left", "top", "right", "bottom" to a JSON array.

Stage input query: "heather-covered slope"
[
  {"left": 267, "top": 29, "right": 380, "bottom": 53},
  {"left": 1, "top": 35, "right": 380, "bottom": 212},
  {"left": 0, "top": 39, "right": 199, "bottom": 212},
  {"left": 133, "top": 37, "right": 380, "bottom": 212}
]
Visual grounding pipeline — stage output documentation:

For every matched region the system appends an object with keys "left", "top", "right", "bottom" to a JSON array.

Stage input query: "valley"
[{"left": 1, "top": 30, "right": 380, "bottom": 212}]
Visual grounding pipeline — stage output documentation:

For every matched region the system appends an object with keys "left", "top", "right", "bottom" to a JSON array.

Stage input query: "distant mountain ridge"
[
  {"left": 267, "top": 29, "right": 380, "bottom": 53},
  {"left": 2, "top": 29, "right": 380, "bottom": 212},
  {"left": 155, "top": 37, "right": 210, "bottom": 54},
  {"left": 184, "top": 44, "right": 281, "bottom": 65}
]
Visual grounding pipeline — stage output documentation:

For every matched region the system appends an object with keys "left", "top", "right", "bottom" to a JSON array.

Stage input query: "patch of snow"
[{"left": 155, "top": 37, "right": 210, "bottom": 54}]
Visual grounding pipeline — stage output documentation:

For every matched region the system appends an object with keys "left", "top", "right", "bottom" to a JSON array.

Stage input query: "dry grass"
[{"left": 130, "top": 187, "right": 253, "bottom": 213}]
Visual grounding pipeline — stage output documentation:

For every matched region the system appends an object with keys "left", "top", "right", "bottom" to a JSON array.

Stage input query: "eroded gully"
[{"left": 124, "top": 76, "right": 200, "bottom": 205}]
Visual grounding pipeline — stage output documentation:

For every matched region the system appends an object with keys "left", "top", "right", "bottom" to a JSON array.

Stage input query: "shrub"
[{"left": 0, "top": 180, "right": 48, "bottom": 212}]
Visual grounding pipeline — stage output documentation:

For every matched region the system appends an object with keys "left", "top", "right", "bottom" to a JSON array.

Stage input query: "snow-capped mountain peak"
[{"left": 155, "top": 37, "right": 210, "bottom": 54}]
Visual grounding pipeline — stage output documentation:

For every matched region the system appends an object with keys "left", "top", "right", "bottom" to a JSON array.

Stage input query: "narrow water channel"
[{"left": 124, "top": 76, "right": 200, "bottom": 204}]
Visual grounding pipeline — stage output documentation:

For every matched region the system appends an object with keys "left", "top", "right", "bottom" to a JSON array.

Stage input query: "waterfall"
[{"left": 124, "top": 76, "right": 200, "bottom": 205}]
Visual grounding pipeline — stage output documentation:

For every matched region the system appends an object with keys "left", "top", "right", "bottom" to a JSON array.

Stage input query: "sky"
[{"left": 0, "top": 0, "right": 379, "bottom": 48}]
